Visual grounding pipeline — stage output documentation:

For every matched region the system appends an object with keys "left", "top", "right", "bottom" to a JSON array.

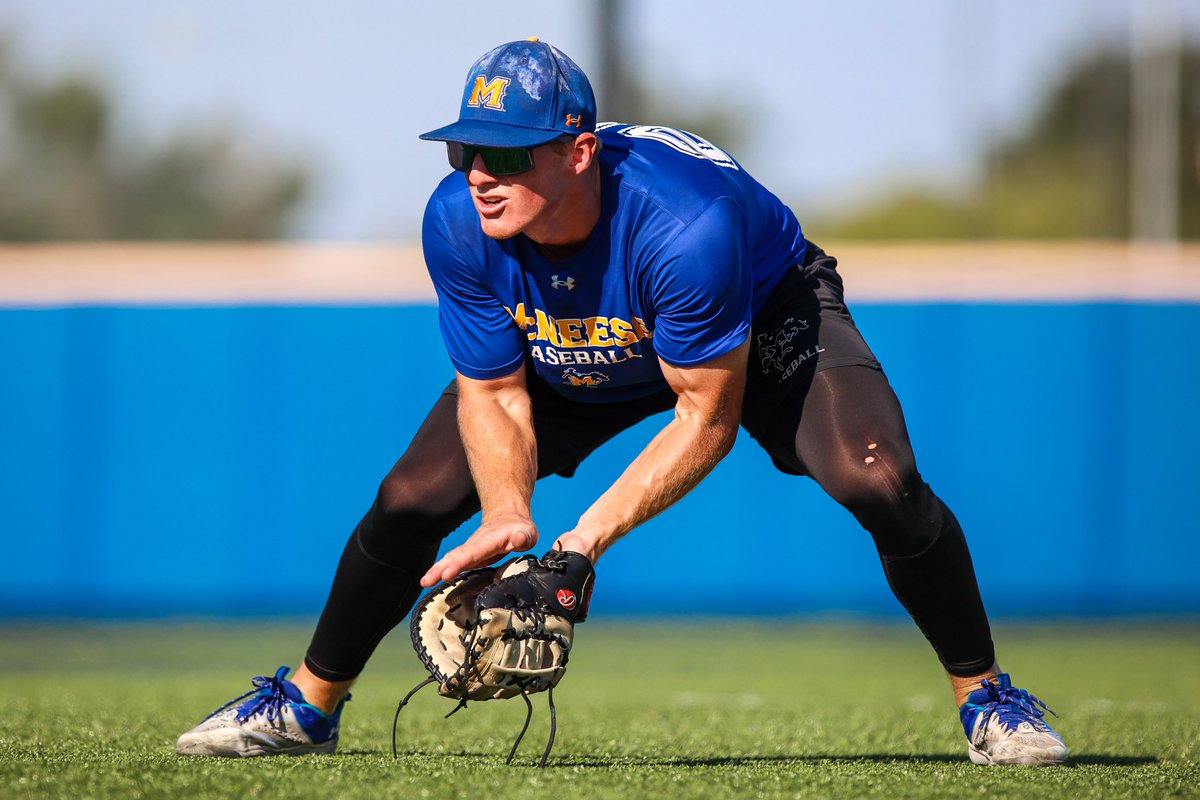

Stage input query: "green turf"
[{"left": 1, "top": 621, "right": 1197, "bottom": 799}]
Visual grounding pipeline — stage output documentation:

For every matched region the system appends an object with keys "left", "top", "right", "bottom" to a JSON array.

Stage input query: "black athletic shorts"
[
  {"left": 445, "top": 242, "right": 879, "bottom": 478},
  {"left": 740, "top": 242, "right": 880, "bottom": 455}
]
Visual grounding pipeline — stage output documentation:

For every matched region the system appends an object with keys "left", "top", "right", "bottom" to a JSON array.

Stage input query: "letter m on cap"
[{"left": 467, "top": 75, "right": 510, "bottom": 110}]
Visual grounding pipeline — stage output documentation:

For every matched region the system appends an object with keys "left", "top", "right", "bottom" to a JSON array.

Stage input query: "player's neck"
[{"left": 527, "top": 165, "right": 602, "bottom": 258}]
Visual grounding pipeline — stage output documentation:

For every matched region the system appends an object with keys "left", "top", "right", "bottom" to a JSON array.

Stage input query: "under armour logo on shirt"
[{"left": 551, "top": 275, "right": 575, "bottom": 290}]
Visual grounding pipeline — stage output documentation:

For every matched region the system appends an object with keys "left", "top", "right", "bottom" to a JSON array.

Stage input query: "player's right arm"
[
  {"left": 419, "top": 181, "right": 537, "bottom": 587},
  {"left": 420, "top": 365, "right": 539, "bottom": 587}
]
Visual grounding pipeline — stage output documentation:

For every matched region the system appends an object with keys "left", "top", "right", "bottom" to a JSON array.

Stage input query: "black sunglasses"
[{"left": 446, "top": 136, "right": 573, "bottom": 176}]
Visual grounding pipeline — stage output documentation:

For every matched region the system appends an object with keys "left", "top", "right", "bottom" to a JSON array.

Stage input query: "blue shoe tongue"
[
  {"left": 280, "top": 678, "right": 306, "bottom": 703},
  {"left": 963, "top": 673, "right": 1014, "bottom": 707}
]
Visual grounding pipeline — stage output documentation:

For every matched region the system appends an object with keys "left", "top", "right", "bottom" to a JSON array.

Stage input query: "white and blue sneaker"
[
  {"left": 960, "top": 673, "right": 1067, "bottom": 765},
  {"left": 176, "top": 666, "right": 348, "bottom": 757}
]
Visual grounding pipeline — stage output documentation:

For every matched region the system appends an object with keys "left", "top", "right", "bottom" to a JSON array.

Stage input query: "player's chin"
[{"left": 476, "top": 215, "right": 523, "bottom": 240}]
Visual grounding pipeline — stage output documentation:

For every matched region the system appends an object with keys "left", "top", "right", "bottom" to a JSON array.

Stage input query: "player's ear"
[{"left": 570, "top": 133, "right": 599, "bottom": 174}]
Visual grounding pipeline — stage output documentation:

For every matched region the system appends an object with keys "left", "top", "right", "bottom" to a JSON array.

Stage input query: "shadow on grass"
[
  {"left": 387, "top": 750, "right": 1159, "bottom": 768},
  {"left": 558, "top": 754, "right": 965, "bottom": 767},
  {"left": 1062, "top": 755, "right": 1158, "bottom": 766}
]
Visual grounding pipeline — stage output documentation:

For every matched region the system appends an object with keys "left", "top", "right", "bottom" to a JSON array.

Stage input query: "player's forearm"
[
  {"left": 457, "top": 376, "right": 537, "bottom": 519},
  {"left": 558, "top": 341, "right": 748, "bottom": 561},
  {"left": 558, "top": 406, "right": 738, "bottom": 561}
]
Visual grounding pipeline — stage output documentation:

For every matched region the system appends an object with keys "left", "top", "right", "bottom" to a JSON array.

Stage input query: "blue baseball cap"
[{"left": 419, "top": 38, "right": 596, "bottom": 148}]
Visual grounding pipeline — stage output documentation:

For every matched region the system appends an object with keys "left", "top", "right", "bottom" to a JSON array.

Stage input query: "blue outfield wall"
[{"left": 1, "top": 302, "right": 1198, "bottom": 618}]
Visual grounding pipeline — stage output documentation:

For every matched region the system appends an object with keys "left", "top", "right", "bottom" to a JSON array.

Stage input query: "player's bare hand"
[{"left": 419, "top": 514, "right": 539, "bottom": 587}]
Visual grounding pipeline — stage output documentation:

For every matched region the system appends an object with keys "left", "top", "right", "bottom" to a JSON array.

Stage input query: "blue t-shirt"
[{"left": 422, "top": 123, "right": 808, "bottom": 403}]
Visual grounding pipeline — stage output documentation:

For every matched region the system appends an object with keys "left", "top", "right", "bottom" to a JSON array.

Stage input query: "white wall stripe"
[{"left": 0, "top": 242, "right": 1196, "bottom": 307}]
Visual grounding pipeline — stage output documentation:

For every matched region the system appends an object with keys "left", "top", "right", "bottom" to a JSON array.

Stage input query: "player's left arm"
[
  {"left": 555, "top": 197, "right": 753, "bottom": 561},
  {"left": 554, "top": 336, "right": 749, "bottom": 562}
]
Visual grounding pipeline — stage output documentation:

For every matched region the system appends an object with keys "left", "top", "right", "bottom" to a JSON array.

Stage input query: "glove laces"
[{"left": 391, "top": 676, "right": 558, "bottom": 768}]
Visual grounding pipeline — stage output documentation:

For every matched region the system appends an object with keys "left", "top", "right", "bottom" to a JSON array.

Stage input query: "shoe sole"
[
  {"left": 968, "top": 744, "right": 1068, "bottom": 766},
  {"left": 177, "top": 734, "right": 338, "bottom": 758}
]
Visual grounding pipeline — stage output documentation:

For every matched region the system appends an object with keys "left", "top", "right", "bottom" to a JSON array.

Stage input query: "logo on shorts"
[
  {"left": 562, "top": 368, "right": 609, "bottom": 387},
  {"left": 756, "top": 317, "right": 823, "bottom": 382},
  {"left": 756, "top": 317, "right": 808, "bottom": 373},
  {"left": 556, "top": 588, "right": 576, "bottom": 609}
]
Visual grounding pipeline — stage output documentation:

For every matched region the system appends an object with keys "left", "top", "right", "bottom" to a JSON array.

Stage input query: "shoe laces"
[
  {"left": 969, "top": 675, "right": 1058, "bottom": 735},
  {"left": 204, "top": 666, "right": 294, "bottom": 725}
]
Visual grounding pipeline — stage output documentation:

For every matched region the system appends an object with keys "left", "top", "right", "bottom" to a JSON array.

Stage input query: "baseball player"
[{"left": 177, "top": 38, "right": 1067, "bottom": 766}]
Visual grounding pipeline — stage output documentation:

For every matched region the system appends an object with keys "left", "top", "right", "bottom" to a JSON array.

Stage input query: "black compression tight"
[
  {"left": 303, "top": 394, "right": 477, "bottom": 682},
  {"left": 768, "top": 365, "right": 995, "bottom": 676},
  {"left": 302, "top": 382, "right": 667, "bottom": 682}
]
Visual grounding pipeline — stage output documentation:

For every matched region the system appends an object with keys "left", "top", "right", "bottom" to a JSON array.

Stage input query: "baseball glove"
[{"left": 392, "top": 549, "right": 594, "bottom": 766}]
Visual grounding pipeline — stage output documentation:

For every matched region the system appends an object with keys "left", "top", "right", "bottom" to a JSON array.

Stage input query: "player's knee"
[
  {"left": 820, "top": 447, "right": 939, "bottom": 553},
  {"left": 374, "top": 460, "right": 473, "bottom": 521},
  {"left": 356, "top": 463, "right": 479, "bottom": 565},
  {"left": 822, "top": 443, "right": 920, "bottom": 512}
]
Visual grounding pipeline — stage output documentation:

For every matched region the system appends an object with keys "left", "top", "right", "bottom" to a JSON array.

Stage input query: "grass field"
[{"left": 1, "top": 621, "right": 1197, "bottom": 799}]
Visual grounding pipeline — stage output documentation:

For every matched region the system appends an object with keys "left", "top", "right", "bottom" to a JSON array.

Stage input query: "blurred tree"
[
  {"left": 812, "top": 44, "right": 1200, "bottom": 240},
  {"left": 0, "top": 38, "right": 309, "bottom": 240}
]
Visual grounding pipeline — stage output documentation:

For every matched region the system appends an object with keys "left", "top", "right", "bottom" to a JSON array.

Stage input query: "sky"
[{"left": 2, "top": 0, "right": 1196, "bottom": 239}]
